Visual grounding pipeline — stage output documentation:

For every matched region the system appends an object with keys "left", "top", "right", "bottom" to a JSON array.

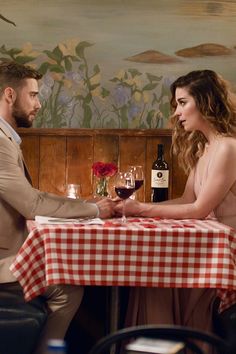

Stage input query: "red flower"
[{"left": 92, "top": 161, "right": 118, "bottom": 178}]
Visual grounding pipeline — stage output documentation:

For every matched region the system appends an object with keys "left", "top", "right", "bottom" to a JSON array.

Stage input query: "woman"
[{"left": 115, "top": 70, "right": 236, "bottom": 340}]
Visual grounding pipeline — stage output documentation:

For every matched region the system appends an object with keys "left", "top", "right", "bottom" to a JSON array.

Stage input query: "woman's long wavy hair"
[{"left": 170, "top": 70, "right": 236, "bottom": 174}]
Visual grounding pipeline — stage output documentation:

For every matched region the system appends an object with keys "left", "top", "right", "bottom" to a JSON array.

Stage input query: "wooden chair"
[{"left": 88, "top": 325, "right": 228, "bottom": 354}]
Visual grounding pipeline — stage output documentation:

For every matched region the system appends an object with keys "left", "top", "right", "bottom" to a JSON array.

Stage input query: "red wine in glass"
[
  {"left": 128, "top": 166, "right": 144, "bottom": 199},
  {"left": 115, "top": 187, "right": 135, "bottom": 199},
  {"left": 114, "top": 171, "right": 135, "bottom": 222},
  {"left": 134, "top": 179, "right": 144, "bottom": 191}
]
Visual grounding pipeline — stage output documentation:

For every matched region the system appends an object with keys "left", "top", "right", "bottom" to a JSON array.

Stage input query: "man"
[{"left": 0, "top": 61, "right": 114, "bottom": 353}]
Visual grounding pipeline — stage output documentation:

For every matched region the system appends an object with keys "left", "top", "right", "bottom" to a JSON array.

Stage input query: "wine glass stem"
[
  {"left": 121, "top": 199, "right": 126, "bottom": 223},
  {"left": 130, "top": 192, "right": 136, "bottom": 200}
]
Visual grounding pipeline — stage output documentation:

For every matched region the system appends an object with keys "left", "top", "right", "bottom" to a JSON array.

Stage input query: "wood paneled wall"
[{"left": 18, "top": 128, "right": 187, "bottom": 202}]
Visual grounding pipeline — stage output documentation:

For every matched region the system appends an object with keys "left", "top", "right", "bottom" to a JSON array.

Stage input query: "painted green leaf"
[
  {"left": 142, "top": 83, "right": 158, "bottom": 91},
  {"left": 75, "top": 41, "right": 93, "bottom": 59},
  {"left": 70, "top": 55, "right": 80, "bottom": 62},
  {"left": 64, "top": 57, "right": 72, "bottom": 71},
  {"left": 101, "top": 87, "right": 110, "bottom": 98},
  {"left": 14, "top": 56, "right": 36, "bottom": 64},
  {"left": 122, "top": 82, "right": 132, "bottom": 88},
  {"left": 110, "top": 77, "right": 120, "bottom": 83},
  {"left": 0, "top": 45, "right": 21, "bottom": 56},
  {"left": 161, "top": 84, "right": 171, "bottom": 96},
  {"left": 43, "top": 49, "right": 62, "bottom": 63},
  {"left": 159, "top": 101, "right": 170, "bottom": 118},
  {"left": 128, "top": 68, "right": 142, "bottom": 78},
  {"left": 52, "top": 46, "right": 63, "bottom": 62},
  {"left": 0, "top": 56, "right": 11, "bottom": 61},
  {"left": 152, "top": 92, "right": 159, "bottom": 105},
  {"left": 8, "top": 48, "right": 22, "bottom": 56},
  {"left": 38, "top": 62, "right": 51, "bottom": 75},
  {"left": 146, "top": 109, "right": 155, "bottom": 127},
  {"left": 79, "top": 64, "right": 86, "bottom": 71},
  {"left": 93, "top": 64, "right": 100, "bottom": 74},
  {"left": 49, "top": 64, "right": 65, "bottom": 73},
  {"left": 0, "top": 45, "right": 6, "bottom": 53},
  {"left": 90, "top": 83, "right": 100, "bottom": 91},
  {"left": 146, "top": 73, "right": 162, "bottom": 82},
  {"left": 0, "top": 45, "right": 7, "bottom": 54},
  {"left": 156, "top": 115, "right": 164, "bottom": 128}
]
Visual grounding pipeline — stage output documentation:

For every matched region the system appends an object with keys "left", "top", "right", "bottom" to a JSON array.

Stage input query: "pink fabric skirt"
[{"left": 125, "top": 288, "right": 217, "bottom": 354}]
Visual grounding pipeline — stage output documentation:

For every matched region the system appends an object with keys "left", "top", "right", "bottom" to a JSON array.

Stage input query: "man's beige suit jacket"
[{"left": 0, "top": 121, "right": 98, "bottom": 283}]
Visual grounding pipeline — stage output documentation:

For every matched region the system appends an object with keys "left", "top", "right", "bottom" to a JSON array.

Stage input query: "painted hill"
[
  {"left": 125, "top": 50, "right": 181, "bottom": 64},
  {"left": 175, "top": 43, "right": 232, "bottom": 57}
]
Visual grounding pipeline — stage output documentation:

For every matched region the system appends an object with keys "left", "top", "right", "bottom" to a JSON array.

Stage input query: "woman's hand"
[
  {"left": 96, "top": 197, "right": 116, "bottom": 219},
  {"left": 114, "top": 198, "right": 141, "bottom": 217}
]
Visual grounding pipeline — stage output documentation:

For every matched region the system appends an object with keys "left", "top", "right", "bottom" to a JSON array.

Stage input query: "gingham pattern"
[{"left": 10, "top": 217, "right": 236, "bottom": 312}]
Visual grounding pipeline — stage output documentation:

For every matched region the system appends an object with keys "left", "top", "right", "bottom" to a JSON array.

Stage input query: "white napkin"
[
  {"left": 35, "top": 215, "right": 104, "bottom": 225},
  {"left": 126, "top": 337, "right": 184, "bottom": 354}
]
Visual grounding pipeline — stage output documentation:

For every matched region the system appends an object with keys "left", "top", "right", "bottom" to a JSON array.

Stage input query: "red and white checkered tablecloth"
[{"left": 10, "top": 217, "right": 236, "bottom": 313}]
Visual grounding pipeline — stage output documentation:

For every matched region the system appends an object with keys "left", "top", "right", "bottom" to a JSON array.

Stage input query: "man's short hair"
[{"left": 0, "top": 60, "right": 42, "bottom": 93}]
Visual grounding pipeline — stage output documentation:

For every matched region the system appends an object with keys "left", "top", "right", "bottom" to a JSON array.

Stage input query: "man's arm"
[{"left": 0, "top": 136, "right": 104, "bottom": 219}]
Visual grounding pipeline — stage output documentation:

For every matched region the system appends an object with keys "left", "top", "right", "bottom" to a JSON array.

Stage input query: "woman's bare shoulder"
[{"left": 218, "top": 136, "right": 236, "bottom": 154}]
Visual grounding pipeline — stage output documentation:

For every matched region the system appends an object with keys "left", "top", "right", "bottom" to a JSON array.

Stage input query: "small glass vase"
[{"left": 94, "top": 177, "right": 109, "bottom": 197}]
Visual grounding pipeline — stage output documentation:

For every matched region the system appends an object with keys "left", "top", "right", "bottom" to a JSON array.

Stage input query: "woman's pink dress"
[{"left": 125, "top": 148, "right": 236, "bottom": 351}]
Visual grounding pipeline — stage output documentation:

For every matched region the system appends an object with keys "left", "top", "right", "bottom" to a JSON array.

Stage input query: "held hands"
[
  {"left": 94, "top": 196, "right": 142, "bottom": 219},
  {"left": 96, "top": 197, "right": 116, "bottom": 219},
  {"left": 114, "top": 198, "right": 141, "bottom": 217}
]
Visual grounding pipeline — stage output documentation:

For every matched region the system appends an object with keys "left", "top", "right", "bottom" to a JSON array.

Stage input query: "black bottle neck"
[{"left": 157, "top": 144, "right": 164, "bottom": 160}]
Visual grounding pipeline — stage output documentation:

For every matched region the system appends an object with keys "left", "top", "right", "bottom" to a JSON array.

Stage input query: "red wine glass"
[
  {"left": 127, "top": 165, "right": 144, "bottom": 200},
  {"left": 114, "top": 172, "right": 135, "bottom": 223}
]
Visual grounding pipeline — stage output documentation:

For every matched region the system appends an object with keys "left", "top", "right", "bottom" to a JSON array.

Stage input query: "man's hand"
[
  {"left": 96, "top": 198, "right": 115, "bottom": 219},
  {"left": 114, "top": 198, "right": 141, "bottom": 217}
]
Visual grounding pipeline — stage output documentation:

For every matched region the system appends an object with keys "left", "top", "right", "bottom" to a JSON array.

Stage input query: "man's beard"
[{"left": 12, "top": 104, "right": 33, "bottom": 128}]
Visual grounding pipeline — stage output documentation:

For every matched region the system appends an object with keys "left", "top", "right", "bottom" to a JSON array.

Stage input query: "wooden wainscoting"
[{"left": 18, "top": 128, "right": 187, "bottom": 201}]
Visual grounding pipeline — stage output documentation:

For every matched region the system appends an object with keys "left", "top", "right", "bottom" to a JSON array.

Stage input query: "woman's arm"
[
  {"left": 119, "top": 140, "right": 236, "bottom": 219},
  {"left": 115, "top": 169, "right": 196, "bottom": 217},
  {"left": 159, "top": 169, "right": 196, "bottom": 205}
]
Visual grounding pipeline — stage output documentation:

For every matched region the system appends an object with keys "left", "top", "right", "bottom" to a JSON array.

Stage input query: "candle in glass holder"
[{"left": 66, "top": 184, "right": 81, "bottom": 199}]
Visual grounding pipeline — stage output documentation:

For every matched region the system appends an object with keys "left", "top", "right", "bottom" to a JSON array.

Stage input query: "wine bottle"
[{"left": 151, "top": 144, "right": 169, "bottom": 202}]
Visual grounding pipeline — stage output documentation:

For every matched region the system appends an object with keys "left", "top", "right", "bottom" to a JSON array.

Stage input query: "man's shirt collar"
[{"left": 0, "top": 117, "right": 22, "bottom": 145}]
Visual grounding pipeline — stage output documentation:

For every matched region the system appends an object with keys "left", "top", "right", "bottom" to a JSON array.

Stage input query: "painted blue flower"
[
  {"left": 163, "top": 76, "right": 176, "bottom": 89},
  {"left": 64, "top": 71, "right": 83, "bottom": 84},
  {"left": 39, "top": 84, "right": 52, "bottom": 100},
  {"left": 58, "top": 91, "right": 71, "bottom": 105},
  {"left": 42, "top": 73, "right": 54, "bottom": 88},
  {"left": 128, "top": 103, "right": 141, "bottom": 119},
  {"left": 113, "top": 85, "right": 131, "bottom": 107}
]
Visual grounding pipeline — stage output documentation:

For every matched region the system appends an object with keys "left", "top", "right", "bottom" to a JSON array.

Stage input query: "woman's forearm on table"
[
  {"left": 136, "top": 201, "right": 204, "bottom": 219},
  {"left": 158, "top": 197, "right": 185, "bottom": 205}
]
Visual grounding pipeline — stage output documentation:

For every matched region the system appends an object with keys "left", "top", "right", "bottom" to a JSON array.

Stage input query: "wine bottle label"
[{"left": 151, "top": 170, "right": 169, "bottom": 188}]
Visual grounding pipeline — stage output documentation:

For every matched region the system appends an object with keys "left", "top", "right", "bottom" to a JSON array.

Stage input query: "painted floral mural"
[
  {"left": 1, "top": 1, "right": 236, "bottom": 128},
  {"left": 0, "top": 40, "right": 171, "bottom": 128}
]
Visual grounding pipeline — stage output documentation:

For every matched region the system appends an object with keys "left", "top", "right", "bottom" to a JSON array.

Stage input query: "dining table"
[{"left": 10, "top": 216, "right": 236, "bottom": 335}]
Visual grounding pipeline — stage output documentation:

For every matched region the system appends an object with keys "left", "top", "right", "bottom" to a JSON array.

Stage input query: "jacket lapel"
[
  {"left": 0, "top": 121, "right": 32, "bottom": 184},
  {"left": 16, "top": 144, "right": 32, "bottom": 185}
]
